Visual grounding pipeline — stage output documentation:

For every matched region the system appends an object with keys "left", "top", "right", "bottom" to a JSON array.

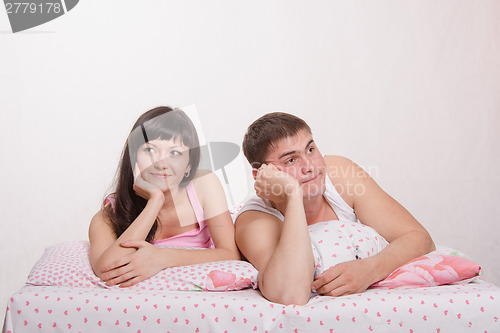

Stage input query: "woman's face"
[{"left": 135, "top": 138, "right": 191, "bottom": 191}]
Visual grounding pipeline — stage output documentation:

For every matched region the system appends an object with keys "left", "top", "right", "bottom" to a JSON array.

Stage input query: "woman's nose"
[{"left": 153, "top": 155, "right": 168, "bottom": 169}]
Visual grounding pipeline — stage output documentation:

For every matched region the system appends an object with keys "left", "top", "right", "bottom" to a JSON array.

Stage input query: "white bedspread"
[{"left": 4, "top": 279, "right": 499, "bottom": 332}]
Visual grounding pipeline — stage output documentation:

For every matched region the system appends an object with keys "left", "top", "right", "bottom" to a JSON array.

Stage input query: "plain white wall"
[{"left": 1, "top": 0, "right": 499, "bottom": 322}]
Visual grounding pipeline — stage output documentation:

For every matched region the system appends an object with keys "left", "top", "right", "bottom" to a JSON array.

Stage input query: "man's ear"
[{"left": 252, "top": 168, "right": 258, "bottom": 180}]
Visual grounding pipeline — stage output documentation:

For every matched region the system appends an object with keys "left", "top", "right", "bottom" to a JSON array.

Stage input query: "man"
[{"left": 235, "top": 112, "right": 435, "bottom": 305}]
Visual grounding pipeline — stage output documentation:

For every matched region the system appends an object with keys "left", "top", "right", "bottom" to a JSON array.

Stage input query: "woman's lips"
[{"left": 150, "top": 173, "right": 170, "bottom": 178}]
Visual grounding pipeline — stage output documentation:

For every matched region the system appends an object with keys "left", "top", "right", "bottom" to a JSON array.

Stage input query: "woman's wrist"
[
  {"left": 148, "top": 193, "right": 165, "bottom": 207},
  {"left": 160, "top": 247, "right": 174, "bottom": 268}
]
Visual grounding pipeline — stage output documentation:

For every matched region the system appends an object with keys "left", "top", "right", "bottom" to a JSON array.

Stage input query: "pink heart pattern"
[
  {"left": 26, "top": 240, "right": 258, "bottom": 292},
  {"left": 4, "top": 278, "right": 500, "bottom": 332}
]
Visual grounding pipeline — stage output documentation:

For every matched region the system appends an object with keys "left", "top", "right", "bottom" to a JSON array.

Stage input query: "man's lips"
[{"left": 302, "top": 174, "right": 320, "bottom": 184}]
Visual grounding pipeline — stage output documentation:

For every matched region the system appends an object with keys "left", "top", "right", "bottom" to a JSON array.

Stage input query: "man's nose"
[{"left": 300, "top": 156, "right": 313, "bottom": 174}]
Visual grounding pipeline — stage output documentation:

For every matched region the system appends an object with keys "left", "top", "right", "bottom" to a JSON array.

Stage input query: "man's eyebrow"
[
  {"left": 277, "top": 139, "right": 314, "bottom": 159},
  {"left": 278, "top": 150, "right": 297, "bottom": 159}
]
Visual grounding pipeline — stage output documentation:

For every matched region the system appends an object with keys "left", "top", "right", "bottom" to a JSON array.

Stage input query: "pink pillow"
[
  {"left": 27, "top": 240, "right": 258, "bottom": 292},
  {"left": 371, "top": 252, "right": 481, "bottom": 289}
]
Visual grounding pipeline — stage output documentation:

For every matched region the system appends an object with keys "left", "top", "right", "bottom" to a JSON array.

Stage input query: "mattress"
[{"left": 3, "top": 279, "right": 499, "bottom": 332}]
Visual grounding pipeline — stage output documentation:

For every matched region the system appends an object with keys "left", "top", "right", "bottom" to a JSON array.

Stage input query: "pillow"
[
  {"left": 27, "top": 240, "right": 258, "bottom": 292},
  {"left": 371, "top": 248, "right": 481, "bottom": 289},
  {"left": 229, "top": 203, "right": 244, "bottom": 221}
]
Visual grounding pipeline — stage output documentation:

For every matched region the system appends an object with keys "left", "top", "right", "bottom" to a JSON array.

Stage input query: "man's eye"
[
  {"left": 308, "top": 147, "right": 315, "bottom": 153},
  {"left": 285, "top": 158, "right": 296, "bottom": 165}
]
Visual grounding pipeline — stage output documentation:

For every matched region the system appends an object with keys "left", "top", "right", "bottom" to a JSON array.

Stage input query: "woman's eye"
[
  {"left": 170, "top": 150, "right": 182, "bottom": 157},
  {"left": 144, "top": 147, "right": 155, "bottom": 154}
]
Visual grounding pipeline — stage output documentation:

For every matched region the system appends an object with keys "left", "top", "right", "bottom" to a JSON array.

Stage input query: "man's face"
[{"left": 264, "top": 130, "right": 326, "bottom": 199}]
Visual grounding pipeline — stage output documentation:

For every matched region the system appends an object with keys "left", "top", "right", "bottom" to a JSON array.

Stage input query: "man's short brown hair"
[{"left": 242, "top": 112, "right": 312, "bottom": 168}]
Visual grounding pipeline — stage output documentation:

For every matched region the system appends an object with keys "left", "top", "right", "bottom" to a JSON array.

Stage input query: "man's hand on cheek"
[{"left": 254, "top": 163, "right": 302, "bottom": 202}]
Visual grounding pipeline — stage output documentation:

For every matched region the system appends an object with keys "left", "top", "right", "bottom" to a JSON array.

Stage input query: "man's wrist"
[
  {"left": 364, "top": 254, "right": 390, "bottom": 284},
  {"left": 284, "top": 183, "right": 303, "bottom": 201}
]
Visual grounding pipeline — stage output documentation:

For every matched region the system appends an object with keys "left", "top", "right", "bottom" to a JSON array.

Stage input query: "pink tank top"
[{"left": 105, "top": 181, "right": 215, "bottom": 249}]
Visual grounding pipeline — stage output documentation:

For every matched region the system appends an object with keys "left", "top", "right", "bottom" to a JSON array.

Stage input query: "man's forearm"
[
  {"left": 369, "top": 229, "right": 435, "bottom": 284},
  {"left": 258, "top": 194, "right": 315, "bottom": 305}
]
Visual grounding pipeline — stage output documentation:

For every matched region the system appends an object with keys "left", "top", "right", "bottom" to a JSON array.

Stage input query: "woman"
[{"left": 89, "top": 106, "right": 240, "bottom": 288}]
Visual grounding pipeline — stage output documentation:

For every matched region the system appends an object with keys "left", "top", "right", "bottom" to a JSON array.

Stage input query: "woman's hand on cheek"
[
  {"left": 100, "top": 240, "right": 169, "bottom": 288},
  {"left": 133, "top": 164, "right": 165, "bottom": 202},
  {"left": 254, "top": 163, "right": 301, "bottom": 203}
]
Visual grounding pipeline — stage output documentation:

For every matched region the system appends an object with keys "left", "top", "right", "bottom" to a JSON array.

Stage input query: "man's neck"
[{"left": 302, "top": 195, "right": 329, "bottom": 225}]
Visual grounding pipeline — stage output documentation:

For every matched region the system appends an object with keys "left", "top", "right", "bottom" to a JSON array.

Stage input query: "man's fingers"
[
  {"left": 311, "top": 266, "right": 342, "bottom": 290},
  {"left": 314, "top": 273, "right": 346, "bottom": 294},
  {"left": 322, "top": 284, "right": 351, "bottom": 297},
  {"left": 267, "top": 163, "right": 279, "bottom": 171}
]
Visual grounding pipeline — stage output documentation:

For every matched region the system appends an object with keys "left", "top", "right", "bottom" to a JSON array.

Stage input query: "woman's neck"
[{"left": 157, "top": 186, "right": 188, "bottom": 225}]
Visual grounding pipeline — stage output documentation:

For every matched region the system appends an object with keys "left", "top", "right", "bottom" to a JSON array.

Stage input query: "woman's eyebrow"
[{"left": 171, "top": 144, "right": 189, "bottom": 150}]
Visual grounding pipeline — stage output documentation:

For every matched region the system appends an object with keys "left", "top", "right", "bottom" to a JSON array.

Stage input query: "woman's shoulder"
[
  {"left": 190, "top": 169, "right": 228, "bottom": 209},
  {"left": 191, "top": 169, "right": 222, "bottom": 187},
  {"left": 89, "top": 207, "right": 114, "bottom": 236}
]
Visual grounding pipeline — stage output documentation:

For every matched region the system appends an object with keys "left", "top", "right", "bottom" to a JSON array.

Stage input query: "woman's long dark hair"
[{"left": 104, "top": 106, "right": 201, "bottom": 242}]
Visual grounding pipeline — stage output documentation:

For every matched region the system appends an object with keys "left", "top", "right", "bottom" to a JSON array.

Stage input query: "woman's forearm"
[
  {"left": 94, "top": 197, "right": 164, "bottom": 275},
  {"left": 258, "top": 193, "right": 315, "bottom": 305}
]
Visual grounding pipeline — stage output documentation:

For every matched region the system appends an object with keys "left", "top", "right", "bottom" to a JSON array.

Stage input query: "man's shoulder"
[
  {"left": 324, "top": 155, "right": 372, "bottom": 203},
  {"left": 324, "top": 155, "right": 360, "bottom": 181},
  {"left": 324, "top": 155, "right": 355, "bottom": 168},
  {"left": 235, "top": 196, "right": 283, "bottom": 225}
]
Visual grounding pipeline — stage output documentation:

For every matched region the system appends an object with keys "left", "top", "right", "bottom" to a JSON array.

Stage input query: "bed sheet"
[{"left": 3, "top": 279, "right": 499, "bottom": 333}]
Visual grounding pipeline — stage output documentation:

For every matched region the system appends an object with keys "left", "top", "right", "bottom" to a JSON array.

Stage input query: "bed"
[
  {"left": 3, "top": 278, "right": 499, "bottom": 332},
  {"left": 3, "top": 238, "right": 500, "bottom": 333}
]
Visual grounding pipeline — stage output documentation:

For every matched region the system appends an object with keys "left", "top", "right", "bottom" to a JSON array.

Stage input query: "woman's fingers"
[
  {"left": 118, "top": 274, "right": 147, "bottom": 288},
  {"left": 120, "top": 240, "right": 147, "bottom": 249},
  {"left": 104, "top": 265, "right": 149, "bottom": 288},
  {"left": 101, "top": 256, "right": 130, "bottom": 274},
  {"left": 102, "top": 264, "right": 130, "bottom": 281},
  {"left": 105, "top": 270, "right": 135, "bottom": 286}
]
